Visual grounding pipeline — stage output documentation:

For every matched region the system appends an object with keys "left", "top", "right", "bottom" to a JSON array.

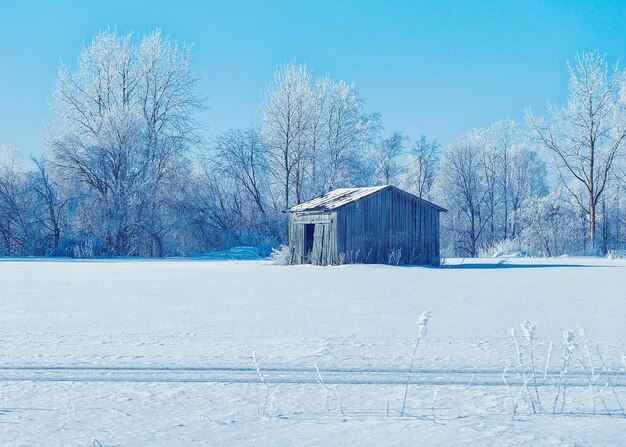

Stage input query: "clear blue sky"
[{"left": 1, "top": 0, "right": 626, "bottom": 158}]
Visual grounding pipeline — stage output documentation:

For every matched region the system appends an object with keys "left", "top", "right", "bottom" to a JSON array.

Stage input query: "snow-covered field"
[{"left": 1, "top": 257, "right": 625, "bottom": 446}]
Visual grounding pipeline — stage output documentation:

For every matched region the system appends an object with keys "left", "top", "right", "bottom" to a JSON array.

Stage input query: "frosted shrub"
[
  {"left": 270, "top": 245, "right": 292, "bottom": 265},
  {"left": 239, "top": 234, "right": 281, "bottom": 257},
  {"left": 607, "top": 249, "right": 626, "bottom": 260},
  {"left": 417, "top": 311, "right": 431, "bottom": 338},
  {"left": 387, "top": 248, "right": 402, "bottom": 265},
  {"left": 479, "top": 239, "right": 525, "bottom": 258}
]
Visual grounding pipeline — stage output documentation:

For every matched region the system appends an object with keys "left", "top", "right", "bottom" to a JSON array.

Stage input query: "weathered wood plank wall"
[
  {"left": 289, "top": 211, "right": 338, "bottom": 264},
  {"left": 334, "top": 188, "right": 440, "bottom": 265},
  {"left": 289, "top": 187, "right": 442, "bottom": 265}
]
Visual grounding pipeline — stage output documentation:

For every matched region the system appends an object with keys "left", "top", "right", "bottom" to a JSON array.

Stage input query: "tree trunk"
[
  {"left": 602, "top": 200, "right": 608, "bottom": 255},
  {"left": 589, "top": 191, "right": 595, "bottom": 249},
  {"left": 284, "top": 170, "right": 290, "bottom": 210}
]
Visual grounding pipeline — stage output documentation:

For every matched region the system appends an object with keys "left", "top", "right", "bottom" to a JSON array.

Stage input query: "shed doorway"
[
  {"left": 303, "top": 223, "right": 328, "bottom": 265},
  {"left": 304, "top": 224, "right": 315, "bottom": 260},
  {"left": 311, "top": 223, "right": 326, "bottom": 265}
]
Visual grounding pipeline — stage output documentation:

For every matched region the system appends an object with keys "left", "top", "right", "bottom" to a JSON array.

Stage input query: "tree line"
[{"left": 1, "top": 30, "right": 626, "bottom": 258}]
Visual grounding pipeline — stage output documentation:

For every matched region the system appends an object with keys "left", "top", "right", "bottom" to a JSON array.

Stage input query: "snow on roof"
[
  {"left": 288, "top": 185, "right": 447, "bottom": 213},
  {"left": 288, "top": 186, "right": 388, "bottom": 212}
]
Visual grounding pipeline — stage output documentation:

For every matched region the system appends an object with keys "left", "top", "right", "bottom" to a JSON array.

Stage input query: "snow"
[
  {"left": 1, "top": 257, "right": 625, "bottom": 445},
  {"left": 194, "top": 246, "right": 265, "bottom": 261},
  {"left": 287, "top": 185, "right": 388, "bottom": 212},
  {"left": 287, "top": 185, "right": 446, "bottom": 213}
]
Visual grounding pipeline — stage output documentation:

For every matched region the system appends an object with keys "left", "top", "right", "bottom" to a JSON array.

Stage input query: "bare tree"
[
  {"left": 400, "top": 135, "right": 440, "bottom": 199},
  {"left": 529, "top": 51, "right": 626, "bottom": 249},
  {"left": 486, "top": 119, "right": 519, "bottom": 239},
  {"left": 374, "top": 131, "right": 405, "bottom": 185},
  {"left": 479, "top": 130, "right": 500, "bottom": 247},
  {"left": 438, "top": 133, "right": 490, "bottom": 257},
  {"left": 0, "top": 147, "right": 28, "bottom": 255},
  {"left": 30, "top": 156, "right": 69, "bottom": 254},
  {"left": 208, "top": 128, "right": 274, "bottom": 232}
]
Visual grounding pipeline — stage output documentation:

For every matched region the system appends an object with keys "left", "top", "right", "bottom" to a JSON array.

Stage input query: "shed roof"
[{"left": 287, "top": 185, "right": 447, "bottom": 213}]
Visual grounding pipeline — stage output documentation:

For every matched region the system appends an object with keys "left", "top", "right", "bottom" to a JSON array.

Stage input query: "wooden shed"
[{"left": 287, "top": 185, "right": 446, "bottom": 266}]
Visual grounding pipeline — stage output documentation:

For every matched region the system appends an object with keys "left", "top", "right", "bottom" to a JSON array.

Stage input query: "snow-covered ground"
[{"left": 1, "top": 257, "right": 625, "bottom": 446}]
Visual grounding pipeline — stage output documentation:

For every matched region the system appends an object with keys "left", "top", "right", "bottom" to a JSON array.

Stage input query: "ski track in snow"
[{"left": 1, "top": 364, "right": 626, "bottom": 387}]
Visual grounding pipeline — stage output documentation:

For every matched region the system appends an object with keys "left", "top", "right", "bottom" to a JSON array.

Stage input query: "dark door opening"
[{"left": 304, "top": 224, "right": 315, "bottom": 260}]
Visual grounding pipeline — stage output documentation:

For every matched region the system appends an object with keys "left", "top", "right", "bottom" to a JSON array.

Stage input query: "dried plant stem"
[
  {"left": 401, "top": 311, "right": 431, "bottom": 417},
  {"left": 579, "top": 327, "right": 600, "bottom": 413},
  {"left": 525, "top": 331, "right": 542, "bottom": 412},
  {"left": 553, "top": 331, "right": 575, "bottom": 414},
  {"left": 314, "top": 362, "right": 344, "bottom": 415},
  {"left": 576, "top": 359, "right": 609, "bottom": 414},
  {"left": 253, "top": 351, "right": 278, "bottom": 417},
  {"left": 502, "top": 365, "right": 517, "bottom": 415},
  {"left": 596, "top": 345, "right": 625, "bottom": 417},
  {"left": 510, "top": 329, "right": 537, "bottom": 413},
  {"left": 542, "top": 340, "right": 553, "bottom": 385},
  {"left": 430, "top": 389, "right": 439, "bottom": 423},
  {"left": 401, "top": 336, "right": 422, "bottom": 417}
]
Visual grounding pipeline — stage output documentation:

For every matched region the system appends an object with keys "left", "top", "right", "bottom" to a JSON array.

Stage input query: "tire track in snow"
[{"left": 1, "top": 365, "right": 625, "bottom": 387}]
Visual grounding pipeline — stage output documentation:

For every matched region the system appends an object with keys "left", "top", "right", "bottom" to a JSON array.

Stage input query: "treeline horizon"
[{"left": 1, "top": 30, "right": 626, "bottom": 259}]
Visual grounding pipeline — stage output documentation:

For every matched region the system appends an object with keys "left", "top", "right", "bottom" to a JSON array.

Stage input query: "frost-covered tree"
[
  {"left": 261, "top": 62, "right": 374, "bottom": 207},
  {"left": 318, "top": 79, "right": 369, "bottom": 193},
  {"left": 262, "top": 62, "right": 314, "bottom": 209},
  {"left": 507, "top": 146, "right": 547, "bottom": 238},
  {"left": 435, "top": 123, "right": 549, "bottom": 257},
  {"left": 529, "top": 51, "right": 626, "bottom": 250},
  {"left": 48, "top": 30, "right": 204, "bottom": 256},
  {"left": 514, "top": 193, "right": 585, "bottom": 256}
]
